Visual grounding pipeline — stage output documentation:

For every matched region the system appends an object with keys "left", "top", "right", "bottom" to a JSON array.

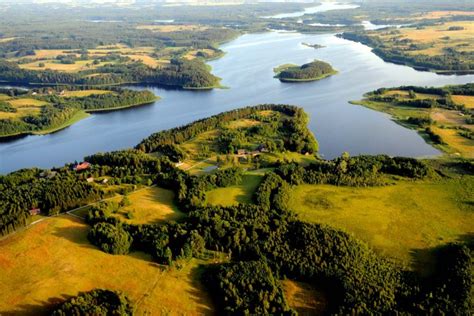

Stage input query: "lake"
[{"left": 1, "top": 17, "right": 474, "bottom": 174}]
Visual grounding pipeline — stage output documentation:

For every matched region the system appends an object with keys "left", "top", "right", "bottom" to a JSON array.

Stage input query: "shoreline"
[{"left": 0, "top": 97, "right": 160, "bottom": 140}]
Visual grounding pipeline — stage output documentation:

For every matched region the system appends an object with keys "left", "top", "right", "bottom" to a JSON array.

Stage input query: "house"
[
  {"left": 60, "top": 90, "right": 66, "bottom": 96},
  {"left": 101, "top": 178, "right": 108, "bottom": 184},
  {"left": 86, "top": 177, "right": 94, "bottom": 183},
  {"left": 73, "top": 162, "right": 91, "bottom": 171},
  {"left": 257, "top": 144, "right": 268, "bottom": 153},
  {"left": 236, "top": 149, "right": 247, "bottom": 156},
  {"left": 39, "top": 170, "right": 57, "bottom": 179},
  {"left": 29, "top": 208, "right": 41, "bottom": 216}
]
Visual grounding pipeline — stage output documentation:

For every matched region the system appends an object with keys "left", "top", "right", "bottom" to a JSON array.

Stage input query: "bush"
[
  {"left": 88, "top": 222, "right": 133, "bottom": 255},
  {"left": 51, "top": 289, "right": 133, "bottom": 315}
]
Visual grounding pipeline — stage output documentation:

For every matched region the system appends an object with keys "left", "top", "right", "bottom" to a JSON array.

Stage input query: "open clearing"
[
  {"left": 206, "top": 172, "right": 264, "bottom": 206},
  {"left": 61, "top": 90, "right": 113, "bottom": 98},
  {"left": 287, "top": 179, "right": 474, "bottom": 268},
  {"left": 431, "top": 126, "right": 474, "bottom": 158},
  {"left": 0, "top": 215, "right": 214, "bottom": 315},
  {"left": 452, "top": 94, "right": 474, "bottom": 109},
  {"left": 281, "top": 280, "right": 327, "bottom": 316},
  {"left": 137, "top": 24, "right": 208, "bottom": 32},
  {"left": 108, "top": 186, "right": 185, "bottom": 224}
]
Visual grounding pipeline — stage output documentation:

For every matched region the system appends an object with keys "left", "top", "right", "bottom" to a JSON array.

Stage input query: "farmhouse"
[
  {"left": 73, "top": 162, "right": 91, "bottom": 171},
  {"left": 28, "top": 208, "right": 41, "bottom": 216}
]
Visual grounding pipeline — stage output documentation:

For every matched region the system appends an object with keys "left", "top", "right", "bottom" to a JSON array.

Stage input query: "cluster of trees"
[
  {"left": 276, "top": 60, "right": 335, "bottom": 81},
  {"left": 204, "top": 261, "right": 293, "bottom": 315},
  {"left": 51, "top": 289, "right": 133, "bottom": 315},
  {"left": 136, "top": 104, "right": 318, "bottom": 156}
]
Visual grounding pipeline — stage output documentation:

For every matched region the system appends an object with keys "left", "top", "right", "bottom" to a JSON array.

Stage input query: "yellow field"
[
  {"left": 0, "top": 215, "right": 214, "bottom": 315},
  {"left": 0, "top": 97, "right": 47, "bottom": 120},
  {"left": 19, "top": 60, "right": 109, "bottom": 73},
  {"left": 61, "top": 89, "right": 113, "bottom": 98},
  {"left": 452, "top": 94, "right": 474, "bottom": 109},
  {"left": 281, "top": 280, "right": 327, "bottom": 315},
  {"left": 431, "top": 126, "right": 474, "bottom": 158},
  {"left": 0, "top": 107, "right": 41, "bottom": 120},
  {"left": 0, "top": 37, "right": 15, "bottom": 43},
  {"left": 137, "top": 24, "right": 208, "bottom": 32},
  {"left": 288, "top": 179, "right": 474, "bottom": 268},
  {"left": 225, "top": 118, "right": 261, "bottom": 129},
  {"left": 107, "top": 187, "right": 184, "bottom": 225},
  {"left": 126, "top": 54, "right": 161, "bottom": 68},
  {"left": 32, "top": 49, "right": 73, "bottom": 59},
  {"left": 183, "top": 49, "right": 218, "bottom": 60},
  {"left": 7, "top": 98, "right": 48, "bottom": 107}
]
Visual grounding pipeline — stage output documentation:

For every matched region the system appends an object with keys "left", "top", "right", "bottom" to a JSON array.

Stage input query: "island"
[
  {"left": 0, "top": 87, "right": 158, "bottom": 138},
  {"left": 302, "top": 42, "right": 325, "bottom": 49},
  {"left": 274, "top": 60, "right": 337, "bottom": 82},
  {"left": 352, "top": 83, "right": 474, "bottom": 158}
]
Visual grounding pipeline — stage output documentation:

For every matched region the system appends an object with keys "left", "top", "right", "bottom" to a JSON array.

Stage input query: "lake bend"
[{"left": 1, "top": 31, "right": 474, "bottom": 173}]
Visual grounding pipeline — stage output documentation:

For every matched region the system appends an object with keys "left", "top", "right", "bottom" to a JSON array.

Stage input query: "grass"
[
  {"left": 281, "top": 279, "right": 328, "bottom": 315},
  {"left": 225, "top": 118, "right": 261, "bottom": 129},
  {"left": 109, "top": 186, "right": 185, "bottom": 225},
  {"left": 430, "top": 126, "right": 474, "bottom": 158},
  {"left": 7, "top": 98, "right": 48, "bottom": 107},
  {"left": 0, "top": 215, "right": 215, "bottom": 315},
  {"left": 19, "top": 60, "right": 111, "bottom": 73},
  {"left": 137, "top": 24, "right": 208, "bottom": 32},
  {"left": 263, "top": 151, "right": 318, "bottom": 166},
  {"left": 287, "top": 178, "right": 474, "bottom": 269},
  {"left": 61, "top": 90, "right": 113, "bottom": 98},
  {"left": 206, "top": 172, "right": 264, "bottom": 206}
]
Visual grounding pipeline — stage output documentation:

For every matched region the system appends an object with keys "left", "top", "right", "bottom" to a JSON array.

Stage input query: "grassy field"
[
  {"left": 61, "top": 89, "right": 113, "bottom": 98},
  {"left": 0, "top": 98, "right": 48, "bottom": 120},
  {"left": 281, "top": 280, "right": 327, "bottom": 315},
  {"left": 452, "top": 95, "right": 474, "bottom": 109},
  {"left": 414, "top": 10, "right": 474, "bottom": 20},
  {"left": 206, "top": 172, "right": 265, "bottom": 206},
  {"left": 287, "top": 178, "right": 474, "bottom": 269},
  {"left": 19, "top": 60, "right": 112, "bottom": 72},
  {"left": 137, "top": 24, "right": 208, "bottom": 32},
  {"left": 0, "top": 215, "right": 215, "bottom": 315},
  {"left": 108, "top": 186, "right": 185, "bottom": 225}
]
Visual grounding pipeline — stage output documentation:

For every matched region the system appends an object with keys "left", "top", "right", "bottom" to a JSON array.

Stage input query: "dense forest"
[
  {"left": 0, "top": 58, "right": 220, "bottom": 88},
  {"left": 0, "top": 87, "right": 156, "bottom": 137},
  {"left": 275, "top": 60, "right": 336, "bottom": 82}
]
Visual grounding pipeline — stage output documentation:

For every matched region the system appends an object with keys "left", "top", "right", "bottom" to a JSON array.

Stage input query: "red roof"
[{"left": 74, "top": 162, "right": 91, "bottom": 171}]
